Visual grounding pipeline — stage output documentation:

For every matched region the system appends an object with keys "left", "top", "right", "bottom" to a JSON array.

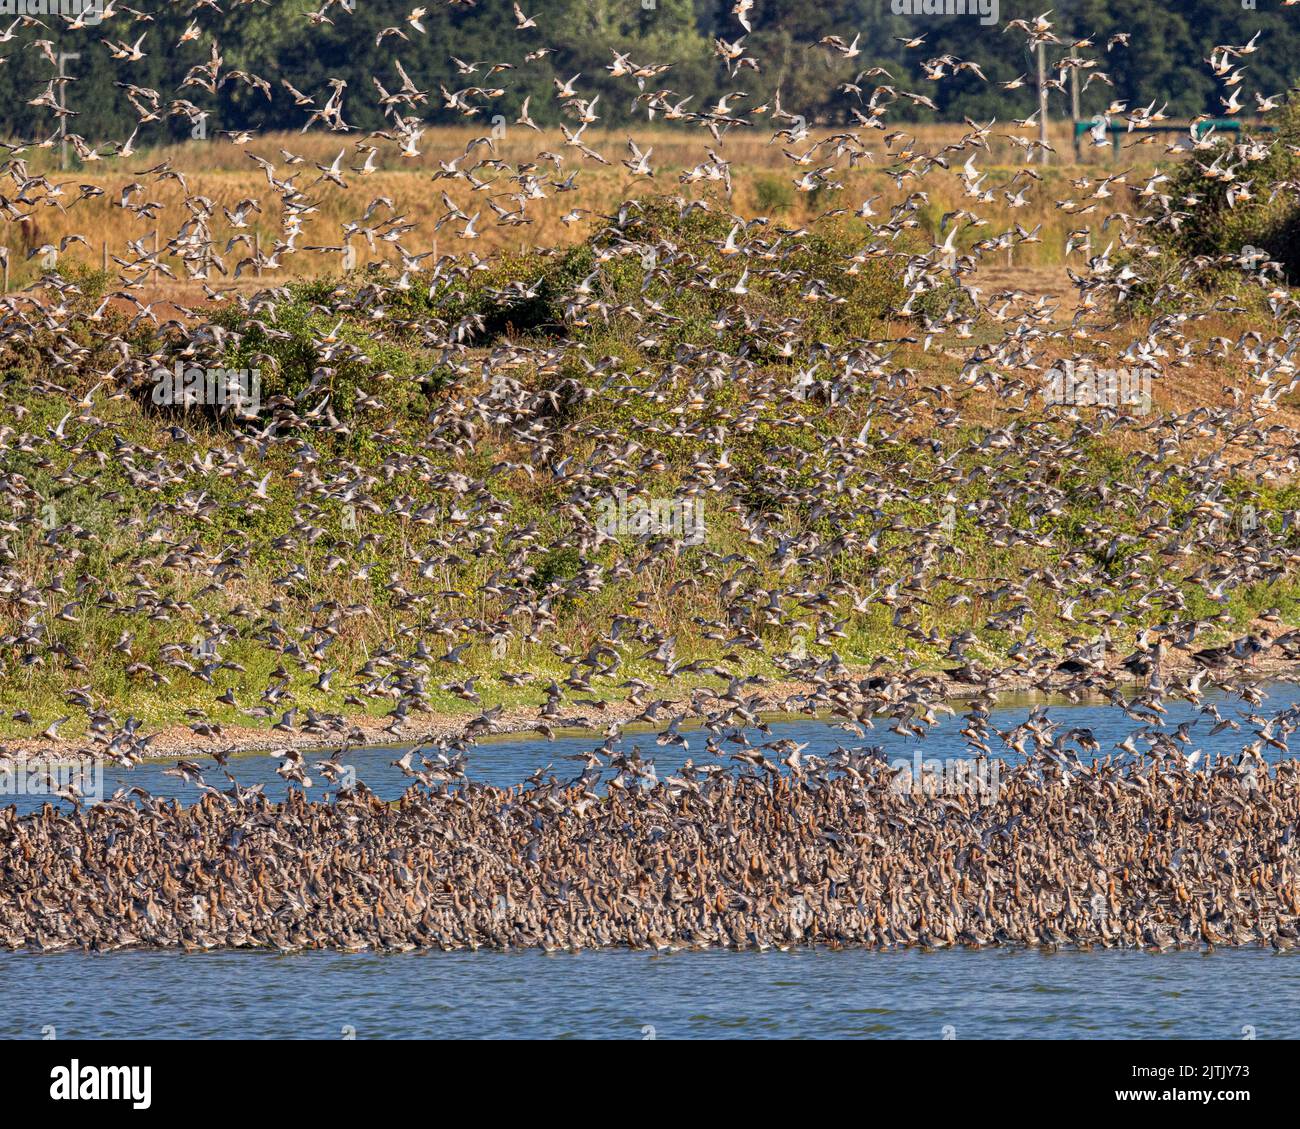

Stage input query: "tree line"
[{"left": 0, "top": 0, "right": 1295, "bottom": 144}]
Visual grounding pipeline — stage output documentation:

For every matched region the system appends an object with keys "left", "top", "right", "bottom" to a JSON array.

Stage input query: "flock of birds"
[
  {"left": 5, "top": 746, "right": 1300, "bottom": 952},
  {"left": 1, "top": 3, "right": 1300, "bottom": 951}
]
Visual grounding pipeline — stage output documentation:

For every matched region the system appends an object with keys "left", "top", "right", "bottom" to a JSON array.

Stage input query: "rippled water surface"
[
  {"left": 7, "top": 681, "right": 1300, "bottom": 813},
  {"left": 2, "top": 947, "right": 1296, "bottom": 1039}
]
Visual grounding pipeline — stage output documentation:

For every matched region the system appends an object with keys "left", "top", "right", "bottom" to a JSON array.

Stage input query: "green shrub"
[{"left": 1124, "top": 97, "right": 1300, "bottom": 308}]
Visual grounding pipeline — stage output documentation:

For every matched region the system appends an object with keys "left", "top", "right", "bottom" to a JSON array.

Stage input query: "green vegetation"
[
  {"left": 0, "top": 195, "right": 1296, "bottom": 741},
  {"left": 1125, "top": 101, "right": 1300, "bottom": 309},
  {"left": 5, "top": 1, "right": 1299, "bottom": 140}
]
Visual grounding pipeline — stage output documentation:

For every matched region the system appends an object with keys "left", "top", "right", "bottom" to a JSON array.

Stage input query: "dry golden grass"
[{"left": 0, "top": 122, "right": 1180, "bottom": 294}]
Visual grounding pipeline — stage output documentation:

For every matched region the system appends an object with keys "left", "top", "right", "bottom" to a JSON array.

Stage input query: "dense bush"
[{"left": 1126, "top": 97, "right": 1300, "bottom": 306}]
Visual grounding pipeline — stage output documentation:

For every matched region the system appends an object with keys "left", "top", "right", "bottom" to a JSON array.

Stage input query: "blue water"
[
  {"left": 0, "top": 947, "right": 1294, "bottom": 1039},
  {"left": 5, "top": 681, "right": 1298, "bottom": 813},
  {"left": 3, "top": 683, "right": 1299, "bottom": 1039}
]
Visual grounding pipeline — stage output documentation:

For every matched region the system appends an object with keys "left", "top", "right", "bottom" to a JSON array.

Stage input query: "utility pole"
[
  {"left": 58, "top": 52, "right": 81, "bottom": 172},
  {"left": 1069, "top": 0, "right": 1081, "bottom": 123},
  {"left": 1069, "top": 64, "right": 1081, "bottom": 160},
  {"left": 1037, "top": 42, "right": 1049, "bottom": 166}
]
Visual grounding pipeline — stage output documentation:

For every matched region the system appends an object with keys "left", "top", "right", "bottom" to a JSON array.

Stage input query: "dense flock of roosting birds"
[
  {"left": 7, "top": 751, "right": 1300, "bottom": 952},
  {"left": 2, "top": 2, "right": 1300, "bottom": 951}
]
